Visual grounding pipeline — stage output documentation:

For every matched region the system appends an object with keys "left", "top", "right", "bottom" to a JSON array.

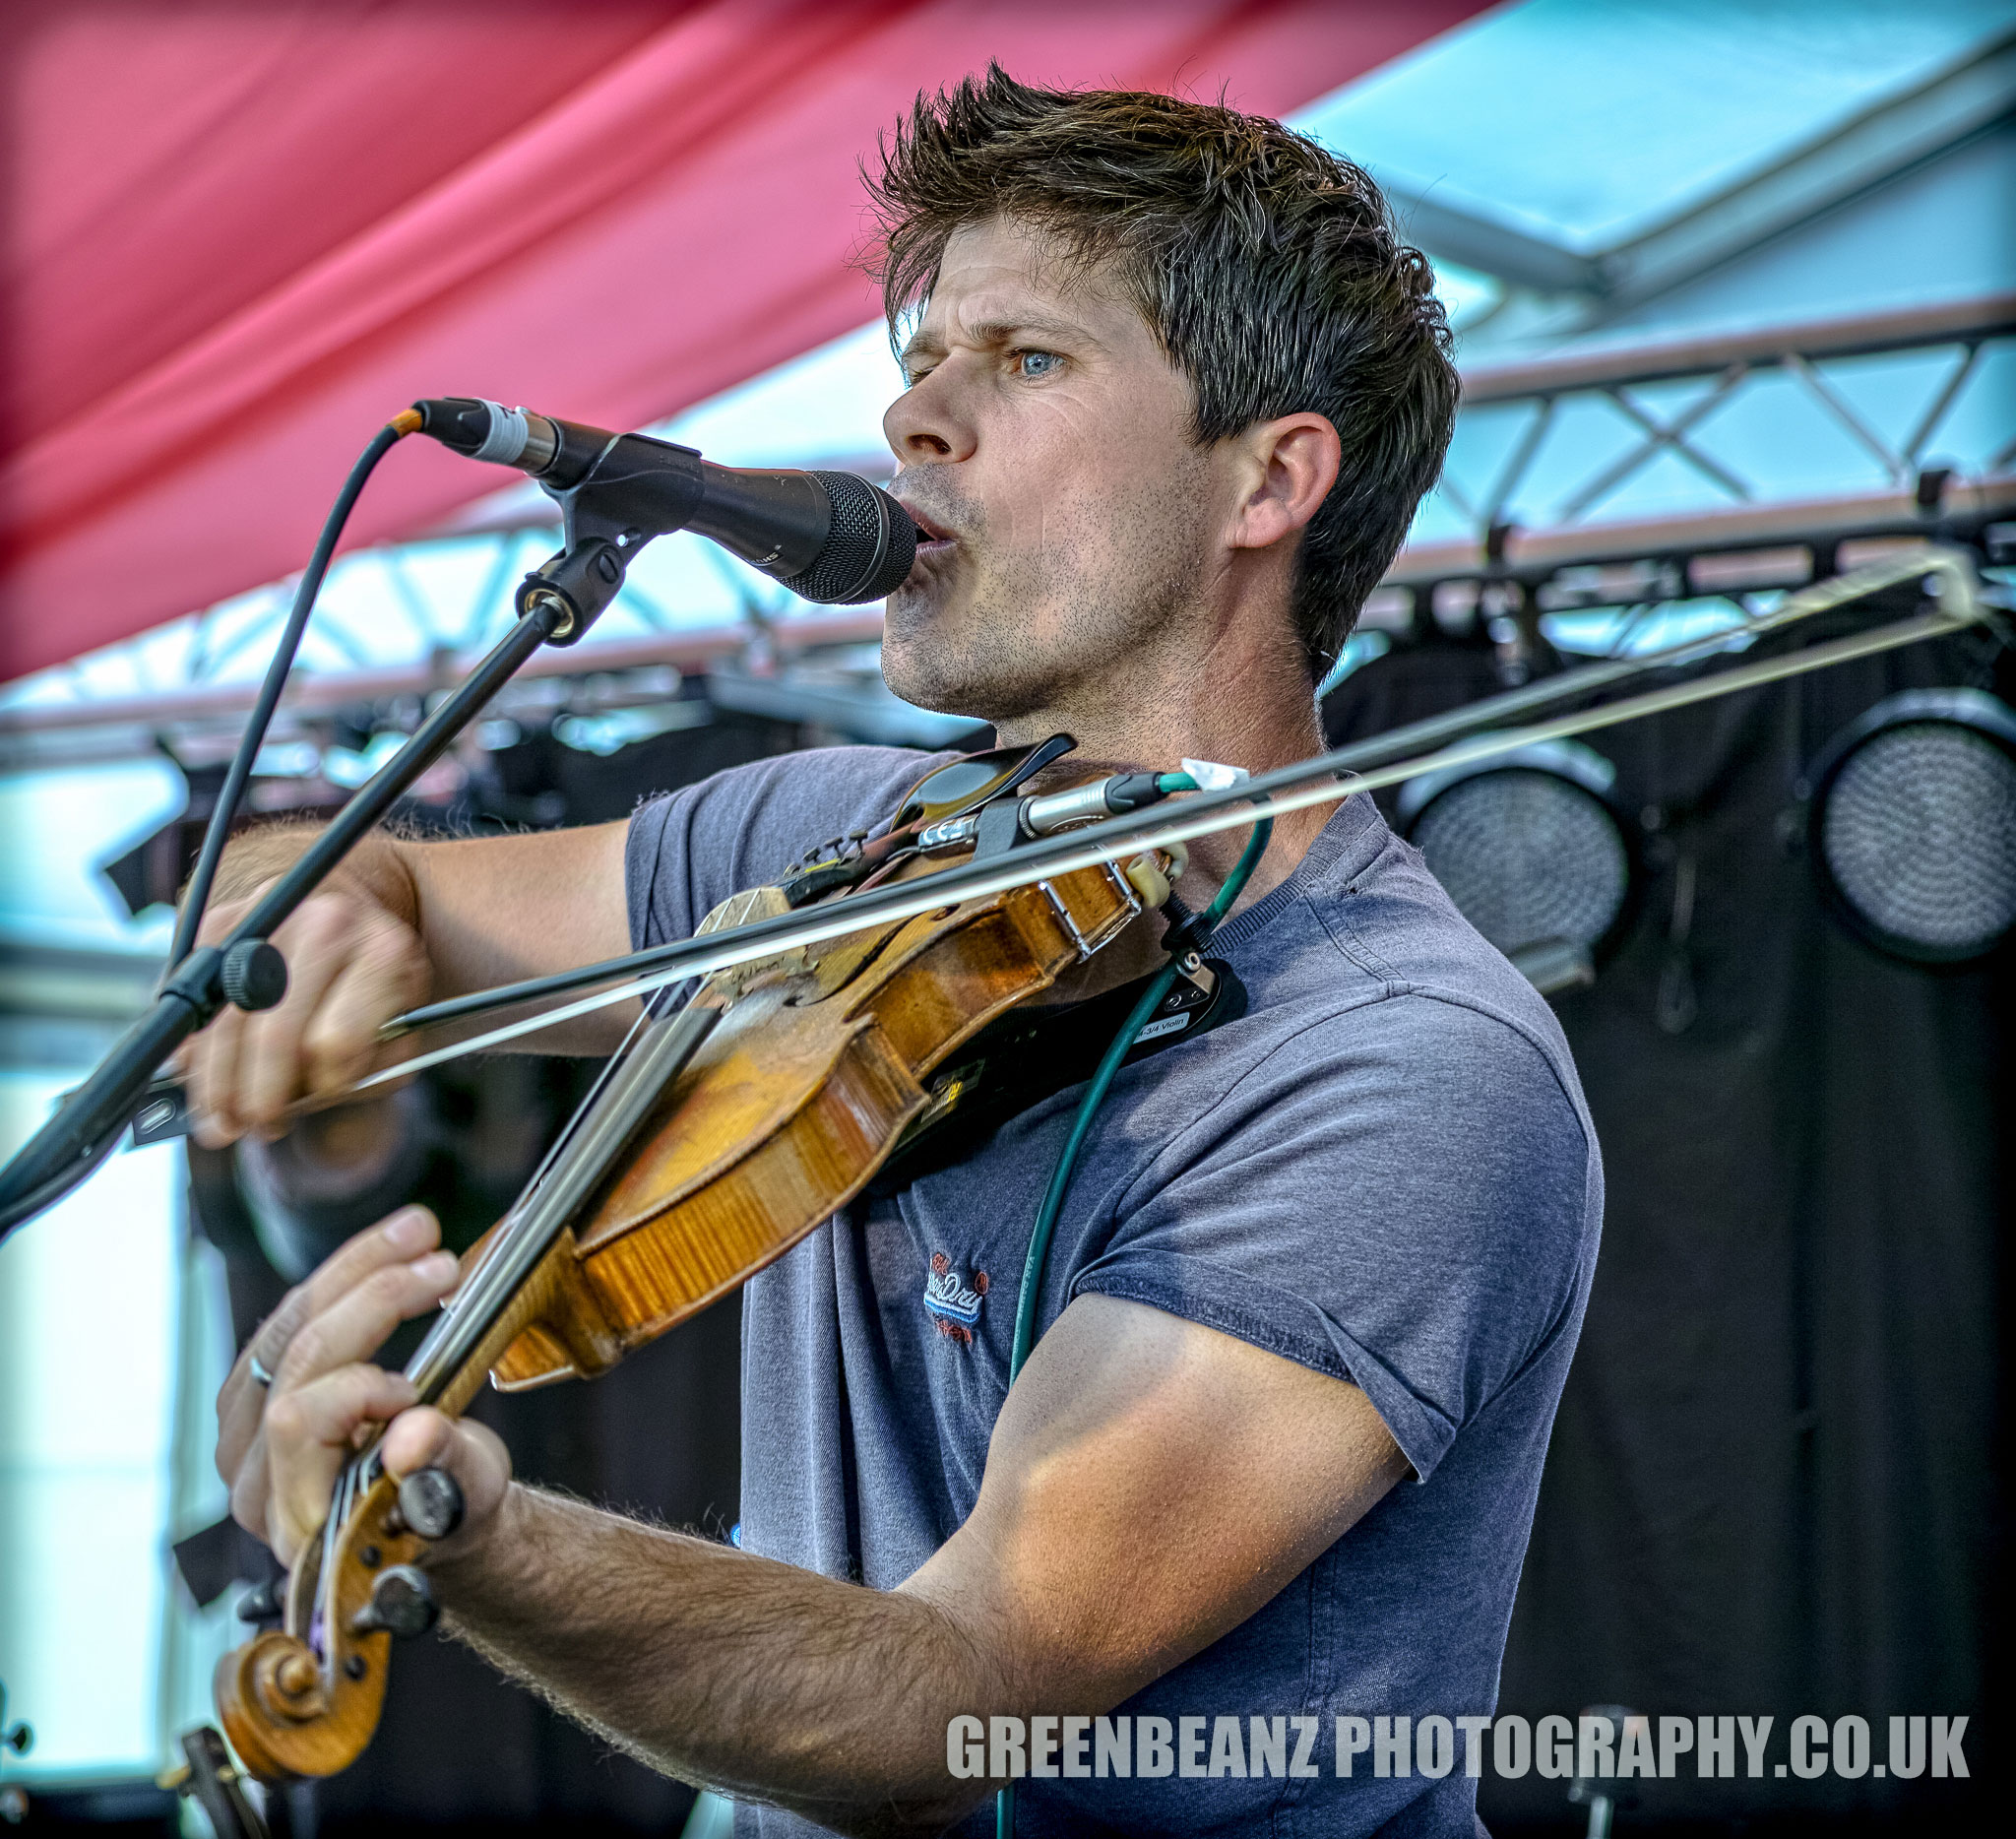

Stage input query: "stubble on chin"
[
  {"left": 881, "top": 546, "right": 1057, "bottom": 722},
  {"left": 884, "top": 454, "right": 1214, "bottom": 724}
]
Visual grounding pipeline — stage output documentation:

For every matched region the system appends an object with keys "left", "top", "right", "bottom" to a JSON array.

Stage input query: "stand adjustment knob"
[
  {"left": 397, "top": 1467, "right": 465, "bottom": 1541},
  {"left": 350, "top": 1564, "right": 437, "bottom": 1639},
  {"left": 220, "top": 939, "right": 288, "bottom": 1013},
  {"left": 1, "top": 1680, "right": 32, "bottom": 1761}
]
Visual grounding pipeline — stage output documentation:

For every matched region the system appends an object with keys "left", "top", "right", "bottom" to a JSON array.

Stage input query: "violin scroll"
[
  {"left": 216, "top": 1468, "right": 421, "bottom": 1782},
  {"left": 218, "top": 1224, "right": 629, "bottom": 1779}
]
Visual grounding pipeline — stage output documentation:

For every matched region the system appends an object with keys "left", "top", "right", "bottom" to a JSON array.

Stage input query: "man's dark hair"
[{"left": 868, "top": 65, "right": 1459, "bottom": 680}]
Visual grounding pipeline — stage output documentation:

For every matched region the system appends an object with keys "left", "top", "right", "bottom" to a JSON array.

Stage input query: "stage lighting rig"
[
  {"left": 1397, "top": 737, "right": 1633, "bottom": 994},
  {"left": 1806, "top": 687, "right": 2016, "bottom": 964}
]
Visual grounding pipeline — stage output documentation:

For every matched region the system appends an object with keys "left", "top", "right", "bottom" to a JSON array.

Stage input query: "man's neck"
[{"left": 991, "top": 604, "right": 1334, "bottom": 914}]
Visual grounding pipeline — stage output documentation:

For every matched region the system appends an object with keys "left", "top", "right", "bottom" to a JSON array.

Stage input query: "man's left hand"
[{"left": 215, "top": 1204, "right": 512, "bottom": 1567}]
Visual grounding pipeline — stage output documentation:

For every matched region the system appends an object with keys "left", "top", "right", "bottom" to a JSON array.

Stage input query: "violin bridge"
[
  {"left": 695, "top": 884, "right": 812, "bottom": 996},
  {"left": 695, "top": 884, "right": 794, "bottom": 936}
]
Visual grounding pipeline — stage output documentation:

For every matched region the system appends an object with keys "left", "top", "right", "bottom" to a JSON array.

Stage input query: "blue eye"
[{"left": 1016, "top": 349, "right": 1060, "bottom": 378}]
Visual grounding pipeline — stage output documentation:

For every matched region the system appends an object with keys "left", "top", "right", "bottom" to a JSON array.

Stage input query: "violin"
[
  {"left": 207, "top": 538, "right": 1985, "bottom": 1782},
  {"left": 215, "top": 739, "right": 1191, "bottom": 1783}
]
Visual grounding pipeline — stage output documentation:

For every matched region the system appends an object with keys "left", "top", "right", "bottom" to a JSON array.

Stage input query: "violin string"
[
  {"left": 404, "top": 1001, "right": 722, "bottom": 1403},
  {"left": 302, "top": 600, "right": 1973, "bottom": 1101},
  {"left": 315, "top": 1429, "right": 396, "bottom": 1655},
  {"left": 356, "top": 542, "right": 1977, "bottom": 1051},
  {"left": 401, "top": 1002, "right": 660, "bottom": 1388},
  {"left": 316, "top": 1460, "right": 346, "bottom": 1656}
]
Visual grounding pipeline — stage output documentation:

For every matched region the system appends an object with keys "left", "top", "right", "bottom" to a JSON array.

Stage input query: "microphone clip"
[
  {"left": 525, "top": 431, "right": 712, "bottom": 644},
  {"left": 515, "top": 536, "right": 630, "bottom": 644}
]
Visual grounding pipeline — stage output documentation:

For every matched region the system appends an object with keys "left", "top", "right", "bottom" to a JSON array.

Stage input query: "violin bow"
[{"left": 293, "top": 543, "right": 1987, "bottom": 1104}]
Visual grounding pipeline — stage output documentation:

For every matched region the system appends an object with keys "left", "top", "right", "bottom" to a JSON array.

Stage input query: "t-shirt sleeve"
[
  {"left": 1069, "top": 992, "right": 1597, "bottom": 1483},
  {"left": 625, "top": 745, "right": 956, "bottom": 950}
]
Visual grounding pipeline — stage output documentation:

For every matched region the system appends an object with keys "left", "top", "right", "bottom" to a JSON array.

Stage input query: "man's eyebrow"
[
  {"left": 901, "top": 315, "right": 1096, "bottom": 369},
  {"left": 965, "top": 315, "right": 1088, "bottom": 346}
]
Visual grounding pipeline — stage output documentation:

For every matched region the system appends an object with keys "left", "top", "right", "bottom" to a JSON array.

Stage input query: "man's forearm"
[
  {"left": 201, "top": 816, "right": 634, "bottom": 1050},
  {"left": 432, "top": 1483, "right": 1000, "bottom": 1833},
  {"left": 209, "top": 818, "right": 418, "bottom": 921}
]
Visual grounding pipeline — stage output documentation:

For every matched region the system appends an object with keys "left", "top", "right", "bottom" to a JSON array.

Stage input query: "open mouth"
[{"left": 898, "top": 501, "right": 958, "bottom": 552}]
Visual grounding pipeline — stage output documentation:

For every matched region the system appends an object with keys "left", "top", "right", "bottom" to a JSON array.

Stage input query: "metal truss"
[
  {"left": 1369, "top": 29, "right": 2016, "bottom": 309},
  {"left": 3, "top": 297, "right": 2011, "bottom": 775},
  {"left": 1429, "top": 294, "right": 2016, "bottom": 539}
]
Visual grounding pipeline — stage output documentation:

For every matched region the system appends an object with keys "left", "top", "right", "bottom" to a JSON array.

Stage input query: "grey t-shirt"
[{"left": 626, "top": 746, "right": 1602, "bottom": 1838}]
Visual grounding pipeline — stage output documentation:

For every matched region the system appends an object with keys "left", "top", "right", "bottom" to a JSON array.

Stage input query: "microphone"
[{"left": 413, "top": 398, "right": 916, "bottom": 605}]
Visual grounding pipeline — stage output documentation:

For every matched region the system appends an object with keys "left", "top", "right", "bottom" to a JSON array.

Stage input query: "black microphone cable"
[
  {"left": 167, "top": 410, "right": 423, "bottom": 969},
  {"left": 0, "top": 414, "right": 422, "bottom": 1240}
]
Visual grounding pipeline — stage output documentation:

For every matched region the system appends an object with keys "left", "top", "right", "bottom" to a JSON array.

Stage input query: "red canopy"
[{"left": 0, "top": 1, "right": 1480, "bottom": 683}]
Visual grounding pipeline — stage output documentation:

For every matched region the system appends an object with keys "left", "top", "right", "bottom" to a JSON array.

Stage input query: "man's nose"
[{"left": 883, "top": 364, "right": 976, "bottom": 466}]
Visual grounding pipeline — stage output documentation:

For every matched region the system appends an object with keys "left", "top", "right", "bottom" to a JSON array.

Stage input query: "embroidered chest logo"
[{"left": 924, "top": 1252, "right": 988, "bottom": 1344}]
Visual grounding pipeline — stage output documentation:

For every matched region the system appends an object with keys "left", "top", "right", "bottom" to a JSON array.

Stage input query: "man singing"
[{"left": 194, "top": 68, "right": 1601, "bottom": 1837}]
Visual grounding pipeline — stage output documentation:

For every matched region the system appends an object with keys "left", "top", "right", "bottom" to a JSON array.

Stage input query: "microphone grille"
[{"left": 780, "top": 473, "right": 918, "bottom": 604}]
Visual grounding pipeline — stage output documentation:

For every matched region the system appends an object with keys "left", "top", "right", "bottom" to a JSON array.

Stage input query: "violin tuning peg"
[
  {"left": 234, "top": 1577, "right": 283, "bottom": 1622},
  {"left": 350, "top": 1564, "right": 437, "bottom": 1640},
  {"left": 397, "top": 1467, "right": 465, "bottom": 1542}
]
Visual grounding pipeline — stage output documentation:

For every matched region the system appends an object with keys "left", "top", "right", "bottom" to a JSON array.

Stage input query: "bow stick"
[{"left": 278, "top": 544, "right": 1985, "bottom": 1110}]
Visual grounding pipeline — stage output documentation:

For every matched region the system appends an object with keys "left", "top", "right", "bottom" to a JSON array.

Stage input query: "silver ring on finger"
[{"left": 248, "top": 1351, "right": 277, "bottom": 1388}]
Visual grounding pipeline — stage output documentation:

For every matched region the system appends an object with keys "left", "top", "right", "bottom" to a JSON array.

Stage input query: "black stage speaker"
[
  {"left": 1325, "top": 592, "right": 2010, "bottom": 1832},
  {"left": 1805, "top": 686, "right": 2016, "bottom": 964}
]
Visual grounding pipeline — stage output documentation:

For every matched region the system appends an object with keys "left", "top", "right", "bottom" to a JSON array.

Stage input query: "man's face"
[{"left": 880, "top": 218, "right": 1222, "bottom": 725}]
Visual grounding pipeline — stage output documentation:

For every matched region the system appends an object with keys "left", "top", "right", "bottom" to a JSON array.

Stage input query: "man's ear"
[{"left": 1228, "top": 413, "right": 1342, "bottom": 553}]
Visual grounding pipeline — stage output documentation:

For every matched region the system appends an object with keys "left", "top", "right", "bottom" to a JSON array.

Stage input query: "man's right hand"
[
  {"left": 182, "top": 881, "right": 432, "bottom": 1147},
  {"left": 176, "top": 816, "right": 635, "bottom": 1144}
]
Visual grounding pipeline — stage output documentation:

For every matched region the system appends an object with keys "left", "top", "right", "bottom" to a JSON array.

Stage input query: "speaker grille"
[
  {"left": 1820, "top": 721, "right": 2016, "bottom": 957},
  {"left": 1412, "top": 768, "right": 1629, "bottom": 958}
]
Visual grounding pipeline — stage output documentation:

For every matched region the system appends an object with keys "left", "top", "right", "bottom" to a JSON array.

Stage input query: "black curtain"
[{"left": 1324, "top": 598, "right": 2010, "bottom": 1832}]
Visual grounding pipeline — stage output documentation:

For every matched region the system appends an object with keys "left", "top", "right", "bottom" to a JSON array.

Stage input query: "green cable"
[
  {"left": 1006, "top": 954, "right": 1182, "bottom": 1382},
  {"left": 994, "top": 806, "right": 1274, "bottom": 1838},
  {"left": 1009, "top": 806, "right": 1272, "bottom": 1375}
]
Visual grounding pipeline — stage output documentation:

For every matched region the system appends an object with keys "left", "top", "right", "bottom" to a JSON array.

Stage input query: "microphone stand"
[
  {"left": 0, "top": 565, "right": 615, "bottom": 1240},
  {"left": 0, "top": 390, "right": 919, "bottom": 1240}
]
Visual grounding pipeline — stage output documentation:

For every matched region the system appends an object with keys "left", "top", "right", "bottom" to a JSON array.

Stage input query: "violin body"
[
  {"left": 217, "top": 821, "right": 1164, "bottom": 1780},
  {"left": 487, "top": 852, "right": 1145, "bottom": 1388}
]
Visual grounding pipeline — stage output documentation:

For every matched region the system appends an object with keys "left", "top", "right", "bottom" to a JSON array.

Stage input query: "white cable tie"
[{"left": 1179, "top": 758, "right": 1249, "bottom": 792}]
